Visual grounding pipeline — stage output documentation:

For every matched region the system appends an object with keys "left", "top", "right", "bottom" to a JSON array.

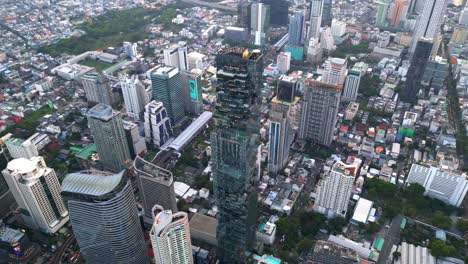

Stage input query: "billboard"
[{"left": 189, "top": 79, "right": 198, "bottom": 101}]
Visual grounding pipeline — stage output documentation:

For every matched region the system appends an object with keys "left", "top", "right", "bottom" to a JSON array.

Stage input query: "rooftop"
[
  {"left": 61, "top": 170, "right": 124, "bottom": 197},
  {"left": 189, "top": 213, "right": 217, "bottom": 238},
  {"left": 0, "top": 225, "right": 24, "bottom": 243},
  {"left": 75, "top": 144, "right": 97, "bottom": 160},
  {"left": 87, "top": 103, "right": 116, "bottom": 121}
]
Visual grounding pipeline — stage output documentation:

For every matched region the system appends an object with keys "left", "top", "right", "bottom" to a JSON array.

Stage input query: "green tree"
[
  {"left": 431, "top": 211, "right": 452, "bottom": 230},
  {"left": 297, "top": 238, "right": 314, "bottom": 253},
  {"left": 456, "top": 219, "right": 468, "bottom": 233},
  {"left": 327, "top": 216, "right": 347, "bottom": 234},
  {"left": 177, "top": 199, "right": 189, "bottom": 212},
  {"left": 429, "top": 239, "right": 456, "bottom": 258},
  {"left": 366, "top": 222, "right": 381, "bottom": 235}
]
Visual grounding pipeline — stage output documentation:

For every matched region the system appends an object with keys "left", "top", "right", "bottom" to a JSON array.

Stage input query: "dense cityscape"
[{"left": 0, "top": 0, "right": 467, "bottom": 263}]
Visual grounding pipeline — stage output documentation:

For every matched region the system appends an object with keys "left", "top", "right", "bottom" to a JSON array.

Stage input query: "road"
[
  {"left": 377, "top": 215, "right": 402, "bottom": 264},
  {"left": 53, "top": 233, "right": 75, "bottom": 264}
]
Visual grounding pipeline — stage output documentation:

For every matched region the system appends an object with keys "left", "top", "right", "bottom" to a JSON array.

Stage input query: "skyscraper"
[
  {"left": 144, "top": 100, "right": 173, "bottom": 147},
  {"left": 308, "top": 0, "right": 324, "bottom": 40},
  {"left": 61, "top": 170, "right": 147, "bottom": 264},
  {"left": 410, "top": 0, "right": 448, "bottom": 52},
  {"left": 403, "top": 38, "right": 433, "bottom": 101},
  {"left": 87, "top": 103, "right": 131, "bottom": 172},
  {"left": 123, "top": 41, "right": 138, "bottom": 59},
  {"left": 299, "top": 79, "right": 341, "bottom": 146},
  {"left": 180, "top": 70, "right": 204, "bottom": 115},
  {"left": 408, "top": 0, "right": 425, "bottom": 13},
  {"left": 288, "top": 11, "right": 306, "bottom": 46},
  {"left": 134, "top": 156, "right": 178, "bottom": 225},
  {"left": 260, "top": 0, "right": 289, "bottom": 26},
  {"left": 268, "top": 102, "right": 293, "bottom": 175},
  {"left": 120, "top": 74, "right": 149, "bottom": 120},
  {"left": 276, "top": 75, "right": 298, "bottom": 103},
  {"left": 122, "top": 120, "right": 147, "bottom": 158},
  {"left": 149, "top": 65, "right": 185, "bottom": 126},
  {"left": 150, "top": 205, "right": 193, "bottom": 264},
  {"left": 322, "top": 57, "right": 348, "bottom": 87},
  {"left": 2, "top": 157, "right": 69, "bottom": 233},
  {"left": 375, "top": 0, "right": 390, "bottom": 27},
  {"left": 342, "top": 69, "right": 362, "bottom": 102},
  {"left": 163, "top": 41, "right": 188, "bottom": 71},
  {"left": 251, "top": 3, "right": 270, "bottom": 46},
  {"left": 390, "top": 0, "right": 409, "bottom": 27},
  {"left": 315, "top": 161, "right": 356, "bottom": 217},
  {"left": 81, "top": 72, "right": 117, "bottom": 106},
  {"left": 321, "top": 0, "right": 333, "bottom": 27},
  {"left": 238, "top": 2, "right": 252, "bottom": 30},
  {"left": 212, "top": 48, "right": 263, "bottom": 262},
  {"left": 276, "top": 52, "right": 291, "bottom": 74}
]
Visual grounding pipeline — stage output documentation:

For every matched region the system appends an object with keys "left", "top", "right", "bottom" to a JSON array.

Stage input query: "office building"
[
  {"left": 308, "top": 0, "right": 324, "bottom": 40},
  {"left": 299, "top": 79, "right": 341, "bottom": 146},
  {"left": 410, "top": 0, "right": 448, "bottom": 52},
  {"left": 375, "top": 0, "right": 390, "bottom": 27},
  {"left": 81, "top": 72, "right": 117, "bottom": 106},
  {"left": 163, "top": 41, "right": 188, "bottom": 70},
  {"left": 122, "top": 120, "right": 147, "bottom": 158},
  {"left": 2, "top": 157, "right": 68, "bottom": 233},
  {"left": 87, "top": 103, "right": 131, "bottom": 172},
  {"left": 187, "top": 52, "right": 205, "bottom": 71},
  {"left": 321, "top": 0, "right": 333, "bottom": 27},
  {"left": 322, "top": 57, "right": 348, "bottom": 87},
  {"left": 315, "top": 161, "right": 356, "bottom": 217},
  {"left": 61, "top": 170, "right": 147, "bottom": 264},
  {"left": 144, "top": 101, "right": 173, "bottom": 147},
  {"left": 276, "top": 52, "right": 291, "bottom": 74},
  {"left": 5, "top": 138, "right": 38, "bottom": 159},
  {"left": 212, "top": 48, "right": 263, "bottom": 262},
  {"left": 238, "top": 2, "right": 252, "bottom": 30},
  {"left": 403, "top": 38, "right": 433, "bottom": 101},
  {"left": 268, "top": 103, "right": 293, "bottom": 175},
  {"left": 225, "top": 26, "right": 250, "bottom": 43},
  {"left": 149, "top": 65, "right": 185, "bottom": 125},
  {"left": 251, "top": 3, "right": 270, "bottom": 46},
  {"left": 421, "top": 56, "right": 449, "bottom": 92},
  {"left": 407, "top": 164, "right": 468, "bottom": 207},
  {"left": 390, "top": 0, "right": 409, "bottom": 27},
  {"left": 123, "top": 41, "right": 138, "bottom": 58},
  {"left": 134, "top": 156, "right": 178, "bottom": 225},
  {"left": 342, "top": 69, "right": 362, "bottom": 102},
  {"left": 288, "top": 11, "right": 306, "bottom": 46},
  {"left": 260, "top": 0, "right": 288, "bottom": 26},
  {"left": 150, "top": 206, "right": 193, "bottom": 264},
  {"left": 276, "top": 75, "right": 298, "bottom": 103},
  {"left": 306, "top": 37, "right": 323, "bottom": 63},
  {"left": 180, "top": 70, "right": 204, "bottom": 115},
  {"left": 120, "top": 74, "right": 149, "bottom": 120}
]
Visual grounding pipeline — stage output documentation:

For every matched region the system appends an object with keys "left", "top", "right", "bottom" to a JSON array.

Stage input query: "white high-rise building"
[
  {"left": 2, "top": 157, "right": 69, "bottom": 233},
  {"left": 410, "top": 0, "right": 448, "bottom": 52},
  {"left": 276, "top": 52, "right": 291, "bottom": 74},
  {"left": 308, "top": 0, "right": 324, "bottom": 40},
  {"left": 123, "top": 41, "right": 138, "bottom": 59},
  {"left": 331, "top": 19, "right": 346, "bottom": 37},
  {"left": 187, "top": 52, "right": 205, "bottom": 71},
  {"left": 144, "top": 101, "right": 173, "bottom": 147},
  {"left": 5, "top": 138, "right": 39, "bottom": 159},
  {"left": 163, "top": 42, "right": 188, "bottom": 70},
  {"left": 406, "top": 164, "right": 468, "bottom": 207},
  {"left": 150, "top": 205, "right": 193, "bottom": 264},
  {"left": 322, "top": 57, "right": 348, "bottom": 87},
  {"left": 320, "top": 27, "right": 336, "bottom": 52},
  {"left": 342, "top": 69, "right": 362, "bottom": 102},
  {"left": 306, "top": 37, "right": 323, "bottom": 63},
  {"left": 268, "top": 103, "right": 293, "bottom": 175},
  {"left": 314, "top": 161, "right": 356, "bottom": 217},
  {"left": 460, "top": 6, "right": 468, "bottom": 26},
  {"left": 120, "top": 74, "right": 150, "bottom": 120}
]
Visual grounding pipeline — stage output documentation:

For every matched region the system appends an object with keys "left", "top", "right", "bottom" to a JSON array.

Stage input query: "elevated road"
[{"left": 181, "top": 0, "right": 237, "bottom": 13}]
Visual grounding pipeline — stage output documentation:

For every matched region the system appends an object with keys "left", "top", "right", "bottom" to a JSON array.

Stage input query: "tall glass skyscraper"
[
  {"left": 61, "top": 170, "right": 147, "bottom": 264},
  {"left": 288, "top": 11, "right": 306, "bottom": 46},
  {"left": 87, "top": 103, "right": 131, "bottom": 172},
  {"left": 211, "top": 48, "right": 263, "bottom": 262}
]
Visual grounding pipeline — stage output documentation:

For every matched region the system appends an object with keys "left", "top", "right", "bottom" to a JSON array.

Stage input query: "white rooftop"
[
  {"left": 352, "top": 198, "right": 373, "bottom": 224},
  {"left": 61, "top": 170, "right": 124, "bottom": 196}
]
